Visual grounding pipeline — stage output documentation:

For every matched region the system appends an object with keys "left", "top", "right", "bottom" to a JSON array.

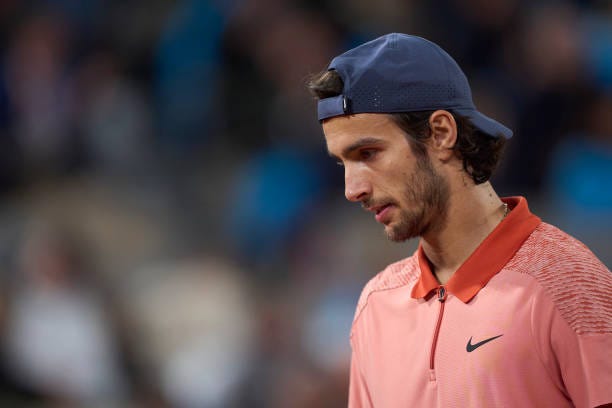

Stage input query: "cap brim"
[{"left": 454, "top": 108, "right": 513, "bottom": 139}]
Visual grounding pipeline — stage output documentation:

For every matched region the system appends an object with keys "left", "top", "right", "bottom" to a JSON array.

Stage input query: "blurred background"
[{"left": 0, "top": 0, "right": 610, "bottom": 407}]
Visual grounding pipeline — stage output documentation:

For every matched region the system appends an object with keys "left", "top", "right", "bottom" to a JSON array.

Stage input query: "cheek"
[{"left": 378, "top": 169, "right": 413, "bottom": 201}]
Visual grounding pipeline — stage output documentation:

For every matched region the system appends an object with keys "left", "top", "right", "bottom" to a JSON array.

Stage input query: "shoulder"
[
  {"left": 352, "top": 254, "right": 420, "bottom": 329},
  {"left": 509, "top": 222, "right": 610, "bottom": 277},
  {"left": 507, "top": 222, "right": 612, "bottom": 334}
]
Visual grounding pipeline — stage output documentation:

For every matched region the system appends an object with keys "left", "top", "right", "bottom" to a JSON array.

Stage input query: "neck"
[{"left": 420, "top": 181, "right": 506, "bottom": 285}]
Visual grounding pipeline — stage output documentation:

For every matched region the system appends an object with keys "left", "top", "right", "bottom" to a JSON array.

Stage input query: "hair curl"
[{"left": 307, "top": 70, "right": 506, "bottom": 184}]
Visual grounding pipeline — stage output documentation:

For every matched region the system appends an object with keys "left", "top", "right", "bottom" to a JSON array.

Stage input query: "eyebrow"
[{"left": 328, "top": 137, "right": 385, "bottom": 160}]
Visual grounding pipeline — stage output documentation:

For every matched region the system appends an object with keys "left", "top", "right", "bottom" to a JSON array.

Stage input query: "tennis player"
[{"left": 308, "top": 33, "right": 612, "bottom": 407}]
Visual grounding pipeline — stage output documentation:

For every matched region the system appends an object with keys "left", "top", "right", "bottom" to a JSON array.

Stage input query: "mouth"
[{"left": 367, "top": 203, "right": 394, "bottom": 223}]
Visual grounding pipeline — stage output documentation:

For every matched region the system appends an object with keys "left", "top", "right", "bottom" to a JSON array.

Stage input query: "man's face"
[{"left": 323, "top": 113, "right": 449, "bottom": 241}]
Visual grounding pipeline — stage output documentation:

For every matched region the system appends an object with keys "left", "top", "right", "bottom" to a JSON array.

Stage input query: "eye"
[{"left": 359, "top": 149, "right": 378, "bottom": 161}]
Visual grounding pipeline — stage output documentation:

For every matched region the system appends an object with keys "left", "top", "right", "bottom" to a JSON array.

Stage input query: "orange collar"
[{"left": 411, "top": 196, "right": 541, "bottom": 303}]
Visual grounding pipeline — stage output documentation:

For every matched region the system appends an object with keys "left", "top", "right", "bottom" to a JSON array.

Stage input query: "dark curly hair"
[{"left": 307, "top": 70, "right": 506, "bottom": 184}]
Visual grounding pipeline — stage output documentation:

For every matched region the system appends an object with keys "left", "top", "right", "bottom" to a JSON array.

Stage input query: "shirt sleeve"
[
  {"left": 553, "top": 325, "right": 612, "bottom": 408},
  {"left": 348, "top": 343, "right": 373, "bottom": 408},
  {"left": 532, "top": 288, "right": 612, "bottom": 408}
]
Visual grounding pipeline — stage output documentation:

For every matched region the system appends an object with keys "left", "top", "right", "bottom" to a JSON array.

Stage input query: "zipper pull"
[{"left": 437, "top": 286, "right": 447, "bottom": 303}]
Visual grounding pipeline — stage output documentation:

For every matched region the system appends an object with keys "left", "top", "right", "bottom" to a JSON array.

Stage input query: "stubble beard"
[{"left": 386, "top": 154, "right": 450, "bottom": 242}]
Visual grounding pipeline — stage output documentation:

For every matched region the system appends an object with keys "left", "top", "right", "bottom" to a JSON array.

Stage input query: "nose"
[{"left": 344, "top": 166, "right": 371, "bottom": 202}]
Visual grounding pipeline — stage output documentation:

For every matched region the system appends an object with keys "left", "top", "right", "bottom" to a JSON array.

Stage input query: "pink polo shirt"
[{"left": 349, "top": 197, "right": 612, "bottom": 407}]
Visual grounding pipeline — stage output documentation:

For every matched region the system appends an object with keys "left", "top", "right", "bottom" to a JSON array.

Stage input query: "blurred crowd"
[{"left": 0, "top": 0, "right": 610, "bottom": 407}]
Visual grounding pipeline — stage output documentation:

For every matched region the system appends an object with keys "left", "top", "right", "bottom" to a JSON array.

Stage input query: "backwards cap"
[{"left": 317, "top": 33, "right": 512, "bottom": 139}]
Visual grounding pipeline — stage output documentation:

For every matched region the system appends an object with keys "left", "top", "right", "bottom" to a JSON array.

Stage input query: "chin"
[
  {"left": 386, "top": 232, "right": 418, "bottom": 243},
  {"left": 385, "top": 224, "right": 420, "bottom": 242},
  {"left": 385, "top": 218, "right": 426, "bottom": 242}
]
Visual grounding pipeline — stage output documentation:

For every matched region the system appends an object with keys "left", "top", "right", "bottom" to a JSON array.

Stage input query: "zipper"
[{"left": 429, "top": 286, "right": 447, "bottom": 376}]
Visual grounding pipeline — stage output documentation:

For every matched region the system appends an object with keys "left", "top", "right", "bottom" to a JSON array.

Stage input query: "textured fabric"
[{"left": 349, "top": 197, "right": 612, "bottom": 408}]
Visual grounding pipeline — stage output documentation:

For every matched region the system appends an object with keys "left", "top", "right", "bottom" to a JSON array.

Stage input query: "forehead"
[{"left": 322, "top": 113, "right": 405, "bottom": 152}]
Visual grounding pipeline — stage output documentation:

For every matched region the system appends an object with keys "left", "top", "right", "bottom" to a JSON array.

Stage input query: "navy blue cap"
[{"left": 317, "top": 33, "right": 512, "bottom": 139}]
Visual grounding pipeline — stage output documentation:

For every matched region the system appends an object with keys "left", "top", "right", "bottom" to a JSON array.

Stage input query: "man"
[{"left": 308, "top": 33, "right": 611, "bottom": 407}]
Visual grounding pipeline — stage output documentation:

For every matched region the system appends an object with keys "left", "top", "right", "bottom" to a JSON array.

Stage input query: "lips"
[{"left": 371, "top": 204, "right": 393, "bottom": 223}]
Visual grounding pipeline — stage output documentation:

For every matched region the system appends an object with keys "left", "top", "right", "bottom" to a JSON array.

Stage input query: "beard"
[{"left": 386, "top": 154, "right": 450, "bottom": 242}]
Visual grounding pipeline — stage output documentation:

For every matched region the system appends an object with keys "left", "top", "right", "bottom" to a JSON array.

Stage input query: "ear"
[{"left": 428, "top": 110, "right": 457, "bottom": 161}]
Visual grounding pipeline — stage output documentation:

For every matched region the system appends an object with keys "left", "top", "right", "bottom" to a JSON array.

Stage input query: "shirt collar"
[{"left": 411, "top": 196, "right": 541, "bottom": 303}]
